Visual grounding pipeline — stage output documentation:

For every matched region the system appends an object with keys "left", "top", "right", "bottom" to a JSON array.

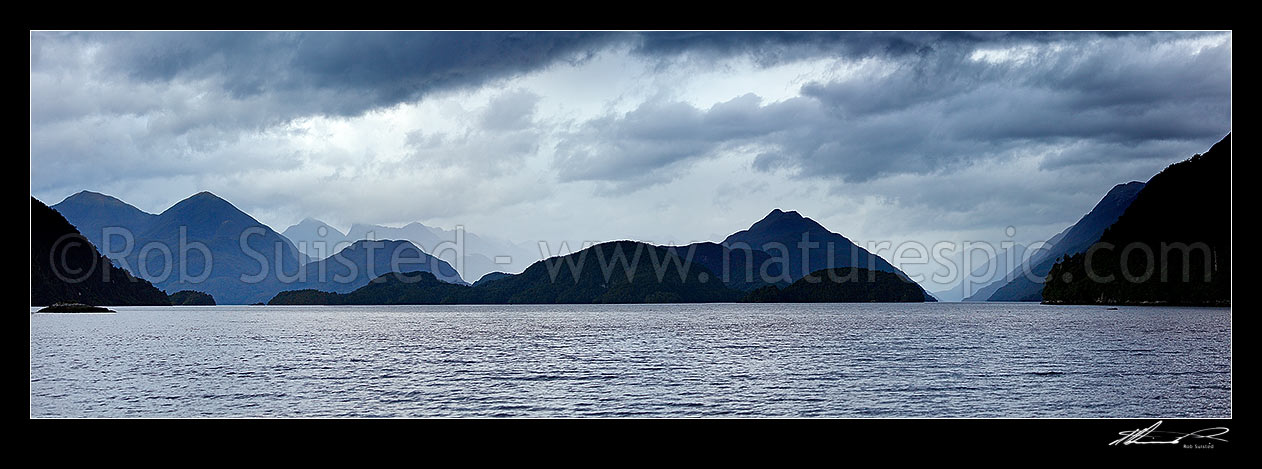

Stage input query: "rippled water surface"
[{"left": 29, "top": 303, "right": 1231, "bottom": 417}]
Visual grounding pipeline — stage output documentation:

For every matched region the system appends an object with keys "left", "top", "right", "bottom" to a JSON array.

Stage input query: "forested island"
[
  {"left": 269, "top": 242, "right": 934, "bottom": 305},
  {"left": 169, "top": 290, "right": 217, "bottom": 306}
]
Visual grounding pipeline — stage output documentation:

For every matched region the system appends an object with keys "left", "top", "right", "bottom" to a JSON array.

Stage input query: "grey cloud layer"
[{"left": 553, "top": 32, "right": 1230, "bottom": 187}]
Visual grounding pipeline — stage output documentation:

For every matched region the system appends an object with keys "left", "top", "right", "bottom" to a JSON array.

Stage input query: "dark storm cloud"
[
  {"left": 32, "top": 31, "right": 1165, "bottom": 126},
  {"left": 632, "top": 31, "right": 994, "bottom": 66},
  {"left": 626, "top": 31, "right": 1172, "bottom": 68},
  {"left": 42, "top": 31, "right": 620, "bottom": 119}
]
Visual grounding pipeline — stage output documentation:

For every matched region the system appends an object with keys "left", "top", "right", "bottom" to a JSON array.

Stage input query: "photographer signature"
[{"left": 1110, "top": 420, "right": 1229, "bottom": 446}]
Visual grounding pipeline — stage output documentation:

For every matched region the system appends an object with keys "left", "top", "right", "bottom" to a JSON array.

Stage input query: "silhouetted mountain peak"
[
  {"left": 186, "top": 191, "right": 234, "bottom": 207},
  {"left": 59, "top": 190, "right": 143, "bottom": 211},
  {"left": 64, "top": 190, "right": 113, "bottom": 202},
  {"left": 174, "top": 191, "right": 230, "bottom": 206},
  {"left": 162, "top": 191, "right": 251, "bottom": 221},
  {"left": 732, "top": 208, "right": 832, "bottom": 242},
  {"left": 765, "top": 208, "right": 801, "bottom": 218},
  {"left": 51, "top": 190, "right": 158, "bottom": 249}
]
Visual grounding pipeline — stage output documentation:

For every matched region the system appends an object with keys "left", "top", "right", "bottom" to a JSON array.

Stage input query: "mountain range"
[
  {"left": 53, "top": 192, "right": 320, "bottom": 304},
  {"left": 47, "top": 190, "right": 933, "bottom": 304},
  {"left": 271, "top": 210, "right": 936, "bottom": 304},
  {"left": 282, "top": 218, "right": 537, "bottom": 283},
  {"left": 36, "top": 132, "right": 1229, "bottom": 307},
  {"left": 929, "top": 243, "right": 1028, "bottom": 302}
]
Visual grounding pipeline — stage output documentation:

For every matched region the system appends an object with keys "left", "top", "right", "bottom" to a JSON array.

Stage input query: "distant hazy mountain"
[
  {"left": 54, "top": 191, "right": 306, "bottom": 304},
  {"left": 961, "top": 229, "right": 1073, "bottom": 302},
  {"left": 284, "top": 219, "right": 537, "bottom": 281},
  {"left": 929, "top": 243, "right": 1028, "bottom": 302},
  {"left": 721, "top": 209, "right": 931, "bottom": 298},
  {"left": 291, "top": 239, "right": 465, "bottom": 293},
  {"left": 281, "top": 218, "right": 353, "bottom": 261},
  {"left": 348, "top": 220, "right": 514, "bottom": 282},
  {"left": 52, "top": 191, "right": 158, "bottom": 254},
  {"left": 32, "top": 197, "right": 169, "bottom": 306},
  {"left": 950, "top": 245, "right": 1028, "bottom": 302},
  {"left": 743, "top": 267, "right": 932, "bottom": 303},
  {"left": 978, "top": 181, "right": 1146, "bottom": 302},
  {"left": 1044, "top": 134, "right": 1230, "bottom": 305}
]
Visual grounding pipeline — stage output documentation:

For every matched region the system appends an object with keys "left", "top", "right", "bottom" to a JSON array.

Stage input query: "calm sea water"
[{"left": 29, "top": 303, "right": 1231, "bottom": 418}]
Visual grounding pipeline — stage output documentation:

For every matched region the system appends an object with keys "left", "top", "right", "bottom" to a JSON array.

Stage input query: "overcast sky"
[{"left": 29, "top": 31, "right": 1231, "bottom": 287}]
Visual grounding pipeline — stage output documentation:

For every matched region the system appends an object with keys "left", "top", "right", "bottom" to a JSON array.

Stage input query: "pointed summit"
[
  {"left": 179, "top": 190, "right": 232, "bottom": 207},
  {"left": 160, "top": 191, "right": 251, "bottom": 222},
  {"left": 717, "top": 210, "right": 932, "bottom": 300},
  {"left": 728, "top": 209, "right": 833, "bottom": 247},
  {"left": 758, "top": 208, "right": 810, "bottom": 225},
  {"left": 123, "top": 191, "right": 303, "bottom": 303},
  {"left": 725, "top": 211, "right": 915, "bottom": 279}
]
